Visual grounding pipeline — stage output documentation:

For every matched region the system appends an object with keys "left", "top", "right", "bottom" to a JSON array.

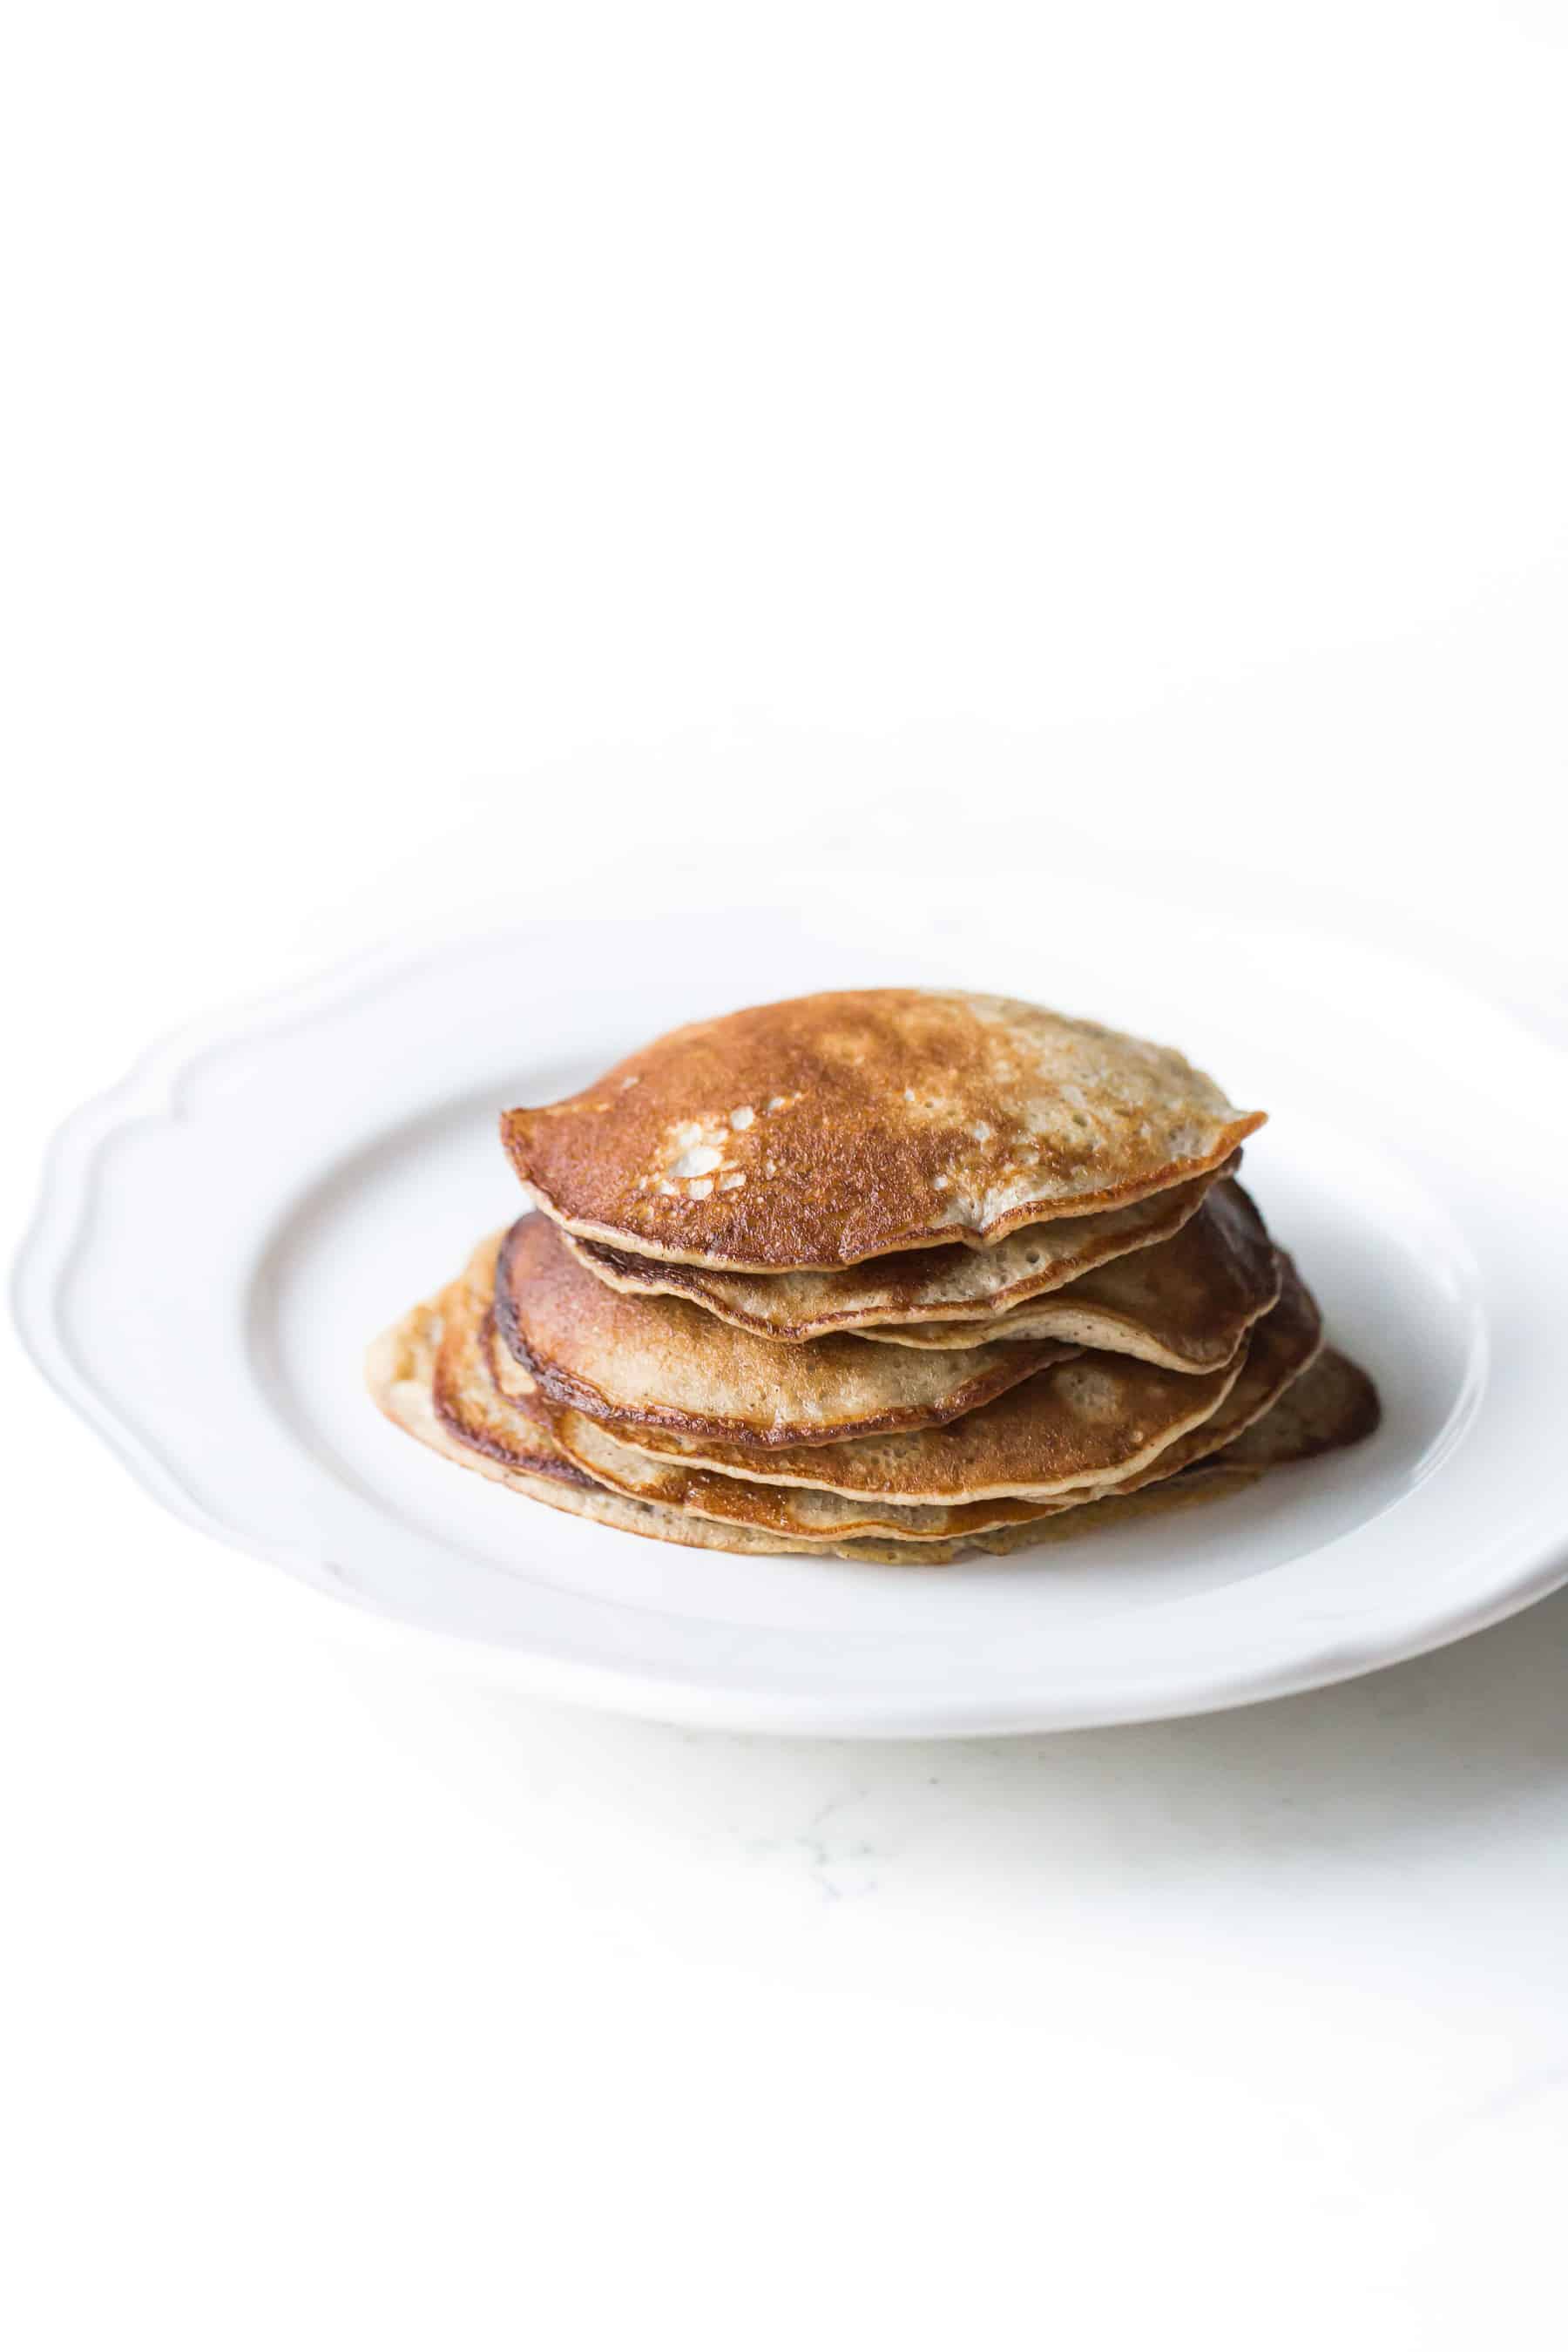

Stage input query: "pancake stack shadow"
[{"left": 369, "top": 990, "right": 1379, "bottom": 1563}]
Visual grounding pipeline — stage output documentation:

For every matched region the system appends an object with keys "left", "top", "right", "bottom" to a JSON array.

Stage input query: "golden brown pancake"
[
  {"left": 367, "top": 1245, "right": 1373, "bottom": 1561},
  {"left": 365, "top": 1268, "right": 972, "bottom": 1563},
  {"left": 544, "top": 1253, "right": 1321, "bottom": 1537},
  {"left": 441, "top": 1248, "right": 1060, "bottom": 1544},
  {"left": 501, "top": 989, "right": 1264, "bottom": 1270},
  {"left": 858, "top": 1180, "right": 1280, "bottom": 1369},
  {"left": 368, "top": 1240, "right": 1053, "bottom": 1562},
  {"left": 493, "top": 1213, "right": 1073, "bottom": 1450},
  {"left": 563, "top": 1157, "right": 1236, "bottom": 1342},
  {"left": 598, "top": 1335, "right": 1250, "bottom": 1503}
]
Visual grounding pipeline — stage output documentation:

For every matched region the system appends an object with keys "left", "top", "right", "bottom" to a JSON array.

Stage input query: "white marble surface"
[{"left": 10, "top": 6, "right": 1568, "bottom": 2334}]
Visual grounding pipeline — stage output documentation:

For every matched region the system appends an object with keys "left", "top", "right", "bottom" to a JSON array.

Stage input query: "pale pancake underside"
[
  {"left": 502, "top": 988, "right": 1264, "bottom": 1270},
  {"left": 563, "top": 1158, "right": 1236, "bottom": 1342},
  {"left": 493, "top": 1214, "right": 1072, "bottom": 1449}
]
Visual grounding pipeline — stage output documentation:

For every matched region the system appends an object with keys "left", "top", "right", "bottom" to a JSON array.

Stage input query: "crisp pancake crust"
[
  {"left": 494, "top": 1213, "right": 1073, "bottom": 1449},
  {"left": 859, "top": 1181, "right": 1281, "bottom": 1366},
  {"left": 565, "top": 1157, "right": 1236, "bottom": 1341},
  {"left": 502, "top": 989, "right": 1264, "bottom": 1269}
]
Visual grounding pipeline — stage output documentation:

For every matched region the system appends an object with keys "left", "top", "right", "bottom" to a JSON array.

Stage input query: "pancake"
[
  {"left": 501, "top": 989, "right": 1265, "bottom": 1270},
  {"left": 367, "top": 1246, "right": 1370, "bottom": 1562},
  {"left": 600, "top": 1333, "right": 1250, "bottom": 1503},
  {"left": 365, "top": 1268, "right": 976, "bottom": 1563},
  {"left": 972, "top": 1329, "right": 1376, "bottom": 1552},
  {"left": 546, "top": 1401, "right": 1060, "bottom": 1544},
  {"left": 544, "top": 1253, "right": 1321, "bottom": 1537},
  {"left": 858, "top": 1179, "right": 1281, "bottom": 1369},
  {"left": 432, "top": 1242, "right": 1061, "bottom": 1545},
  {"left": 493, "top": 1213, "right": 1073, "bottom": 1450},
  {"left": 1064, "top": 1252, "right": 1321, "bottom": 1490},
  {"left": 563, "top": 1157, "right": 1235, "bottom": 1342},
  {"left": 1215, "top": 1345, "right": 1380, "bottom": 1466}
]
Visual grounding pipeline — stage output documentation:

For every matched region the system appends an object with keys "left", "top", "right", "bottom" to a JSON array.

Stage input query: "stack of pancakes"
[{"left": 369, "top": 990, "right": 1378, "bottom": 1562}]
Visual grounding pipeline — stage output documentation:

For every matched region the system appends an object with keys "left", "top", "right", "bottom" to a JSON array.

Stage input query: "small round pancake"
[
  {"left": 564, "top": 1158, "right": 1235, "bottom": 1342},
  {"left": 603, "top": 1337, "right": 1248, "bottom": 1503},
  {"left": 494, "top": 1213, "right": 1073, "bottom": 1449},
  {"left": 860, "top": 1181, "right": 1281, "bottom": 1369},
  {"left": 501, "top": 989, "right": 1265, "bottom": 1270}
]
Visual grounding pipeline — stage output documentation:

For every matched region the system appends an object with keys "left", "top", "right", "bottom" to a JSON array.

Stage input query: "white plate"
[{"left": 13, "top": 880, "right": 1568, "bottom": 1735}]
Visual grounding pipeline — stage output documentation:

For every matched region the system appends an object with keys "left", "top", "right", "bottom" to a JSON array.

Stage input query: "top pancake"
[{"left": 501, "top": 989, "right": 1265, "bottom": 1270}]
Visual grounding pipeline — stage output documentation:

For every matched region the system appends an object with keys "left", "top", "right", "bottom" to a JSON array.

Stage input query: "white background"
[{"left": 6, "top": 4, "right": 1568, "bottom": 2346}]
